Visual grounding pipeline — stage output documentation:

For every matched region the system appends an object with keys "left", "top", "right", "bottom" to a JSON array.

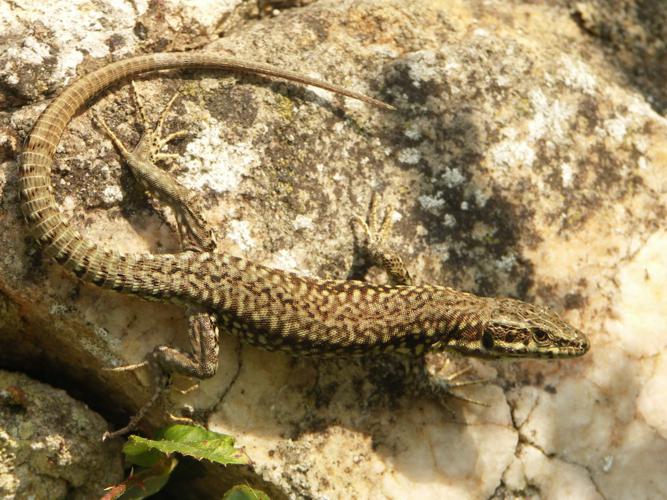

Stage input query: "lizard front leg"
[
  {"left": 353, "top": 193, "right": 489, "bottom": 410},
  {"left": 352, "top": 192, "right": 412, "bottom": 286}
]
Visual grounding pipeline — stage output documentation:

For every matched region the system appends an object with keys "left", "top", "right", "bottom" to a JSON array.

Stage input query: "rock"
[
  {"left": 0, "top": 370, "right": 123, "bottom": 499},
  {"left": 1, "top": 0, "right": 666, "bottom": 498}
]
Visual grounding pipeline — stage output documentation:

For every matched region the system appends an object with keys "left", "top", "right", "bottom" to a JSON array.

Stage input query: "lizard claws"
[
  {"left": 428, "top": 364, "right": 493, "bottom": 409},
  {"left": 103, "top": 360, "right": 150, "bottom": 372},
  {"left": 102, "top": 376, "right": 168, "bottom": 441},
  {"left": 351, "top": 192, "right": 412, "bottom": 286},
  {"left": 351, "top": 192, "right": 395, "bottom": 248}
]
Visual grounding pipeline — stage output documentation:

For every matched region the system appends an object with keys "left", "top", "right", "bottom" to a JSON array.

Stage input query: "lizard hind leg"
[
  {"left": 151, "top": 311, "right": 220, "bottom": 380},
  {"left": 102, "top": 311, "right": 220, "bottom": 440},
  {"left": 130, "top": 86, "right": 216, "bottom": 252},
  {"left": 96, "top": 83, "right": 217, "bottom": 252}
]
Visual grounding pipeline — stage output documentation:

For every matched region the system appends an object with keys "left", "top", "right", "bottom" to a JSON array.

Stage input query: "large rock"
[{"left": 1, "top": 0, "right": 666, "bottom": 498}]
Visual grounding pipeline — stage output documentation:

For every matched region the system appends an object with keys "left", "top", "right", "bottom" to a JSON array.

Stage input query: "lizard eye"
[{"left": 533, "top": 329, "right": 549, "bottom": 343}]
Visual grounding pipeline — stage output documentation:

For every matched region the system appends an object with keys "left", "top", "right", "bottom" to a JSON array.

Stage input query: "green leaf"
[
  {"left": 222, "top": 485, "right": 270, "bottom": 500},
  {"left": 123, "top": 424, "right": 249, "bottom": 466},
  {"left": 122, "top": 442, "right": 165, "bottom": 468},
  {"left": 103, "top": 455, "right": 178, "bottom": 500}
]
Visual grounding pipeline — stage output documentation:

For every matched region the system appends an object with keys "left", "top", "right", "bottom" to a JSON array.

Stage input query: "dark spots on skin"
[
  {"left": 210, "top": 271, "right": 230, "bottom": 283},
  {"left": 54, "top": 253, "right": 69, "bottom": 265},
  {"left": 193, "top": 270, "right": 208, "bottom": 281},
  {"left": 447, "top": 328, "right": 462, "bottom": 343},
  {"left": 227, "top": 273, "right": 243, "bottom": 284}
]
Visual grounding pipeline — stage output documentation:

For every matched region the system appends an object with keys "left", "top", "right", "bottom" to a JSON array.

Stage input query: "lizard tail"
[{"left": 19, "top": 52, "right": 392, "bottom": 294}]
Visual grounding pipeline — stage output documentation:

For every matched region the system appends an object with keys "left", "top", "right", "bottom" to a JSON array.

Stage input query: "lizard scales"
[{"left": 19, "top": 52, "right": 589, "bottom": 359}]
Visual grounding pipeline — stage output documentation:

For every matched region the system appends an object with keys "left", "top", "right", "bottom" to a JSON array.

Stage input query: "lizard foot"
[
  {"left": 103, "top": 360, "right": 150, "bottom": 372},
  {"left": 128, "top": 82, "right": 190, "bottom": 169},
  {"left": 427, "top": 365, "right": 492, "bottom": 411},
  {"left": 102, "top": 368, "right": 170, "bottom": 441},
  {"left": 351, "top": 192, "right": 412, "bottom": 286}
]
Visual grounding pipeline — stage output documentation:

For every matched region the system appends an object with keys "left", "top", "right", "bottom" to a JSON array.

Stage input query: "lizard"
[{"left": 18, "top": 52, "right": 590, "bottom": 439}]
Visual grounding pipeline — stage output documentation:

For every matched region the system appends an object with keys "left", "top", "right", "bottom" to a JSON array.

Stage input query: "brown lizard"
[{"left": 19, "top": 52, "right": 589, "bottom": 439}]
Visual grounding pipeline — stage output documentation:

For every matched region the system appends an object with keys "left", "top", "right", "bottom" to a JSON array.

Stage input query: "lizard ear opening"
[{"left": 482, "top": 331, "right": 494, "bottom": 350}]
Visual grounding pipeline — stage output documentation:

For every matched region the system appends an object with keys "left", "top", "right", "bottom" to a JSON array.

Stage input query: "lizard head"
[{"left": 444, "top": 297, "right": 589, "bottom": 359}]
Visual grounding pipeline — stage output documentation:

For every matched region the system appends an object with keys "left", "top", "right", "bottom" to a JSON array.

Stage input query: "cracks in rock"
[
  {"left": 531, "top": 440, "right": 608, "bottom": 500},
  {"left": 487, "top": 392, "right": 540, "bottom": 499},
  {"left": 499, "top": 391, "right": 609, "bottom": 500}
]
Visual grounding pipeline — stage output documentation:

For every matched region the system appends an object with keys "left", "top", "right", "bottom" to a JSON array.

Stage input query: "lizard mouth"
[
  {"left": 446, "top": 334, "right": 590, "bottom": 359},
  {"left": 498, "top": 340, "right": 590, "bottom": 358}
]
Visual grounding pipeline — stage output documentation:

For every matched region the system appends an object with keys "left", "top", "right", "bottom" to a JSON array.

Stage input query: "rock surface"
[
  {"left": 1, "top": 0, "right": 666, "bottom": 498},
  {"left": 0, "top": 370, "right": 123, "bottom": 499}
]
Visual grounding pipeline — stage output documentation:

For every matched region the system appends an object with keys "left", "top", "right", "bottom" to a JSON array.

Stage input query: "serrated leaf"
[
  {"left": 222, "top": 485, "right": 270, "bottom": 500},
  {"left": 124, "top": 424, "right": 249, "bottom": 465}
]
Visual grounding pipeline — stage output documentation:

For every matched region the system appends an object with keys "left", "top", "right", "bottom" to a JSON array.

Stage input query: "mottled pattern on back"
[{"left": 19, "top": 52, "right": 589, "bottom": 363}]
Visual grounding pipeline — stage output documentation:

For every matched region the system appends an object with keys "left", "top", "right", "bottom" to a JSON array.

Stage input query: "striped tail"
[{"left": 19, "top": 52, "right": 391, "bottom": 294}]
